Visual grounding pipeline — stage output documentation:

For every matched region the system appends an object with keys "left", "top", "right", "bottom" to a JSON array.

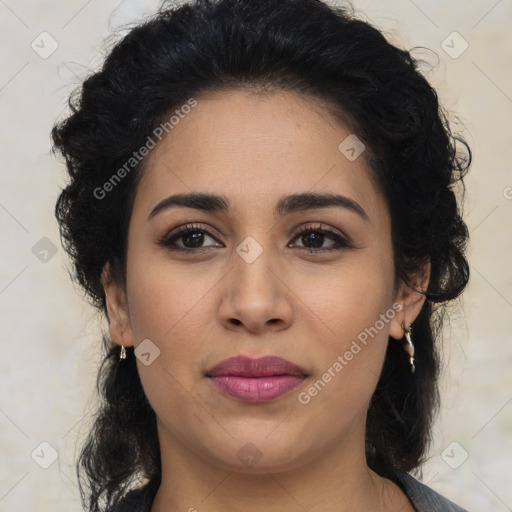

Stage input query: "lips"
[
  {"left": 206, "top": 355, "right": 307, "bottom": 378},
  {"left": 206, "top": 356, "right": 308, "bottom": 403}
]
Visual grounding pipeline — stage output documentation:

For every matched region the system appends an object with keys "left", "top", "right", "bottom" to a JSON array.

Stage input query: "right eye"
[{"left": 157, "top": 223, "right": 224, "bottom": 253}]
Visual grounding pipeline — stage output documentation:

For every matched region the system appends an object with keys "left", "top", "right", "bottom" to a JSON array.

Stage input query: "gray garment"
[
  {"left": 389, "top": 469, "right": 469, "bottom": 512},
  {"left": 111, "top": 469, "right": 469, "bottom": 511}
]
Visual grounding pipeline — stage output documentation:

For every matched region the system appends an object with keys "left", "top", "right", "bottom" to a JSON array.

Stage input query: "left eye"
[{"left": 290, "top": 225, "right": 352, "bottom": 252}]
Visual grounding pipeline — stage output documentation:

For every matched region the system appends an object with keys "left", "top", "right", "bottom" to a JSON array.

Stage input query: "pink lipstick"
[{"left": 206, "top": 355, "right": 307, "bottom": 403}]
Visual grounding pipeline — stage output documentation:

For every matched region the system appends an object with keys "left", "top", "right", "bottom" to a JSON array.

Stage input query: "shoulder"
[{"left": 387, "top": 469, "right": 470, "bottom": 512}]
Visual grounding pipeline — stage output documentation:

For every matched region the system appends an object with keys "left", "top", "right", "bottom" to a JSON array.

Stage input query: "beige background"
[{"left": 1, "top": 1, "right": 511, "bottom": 511}]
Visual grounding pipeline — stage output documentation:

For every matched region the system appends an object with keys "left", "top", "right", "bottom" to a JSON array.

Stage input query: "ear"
[
  {"left": 389, "top": 259, "right": 431, "bottom": 340},
  {"left": 101, "top": 262, "right": 134, "bottom": 348}
]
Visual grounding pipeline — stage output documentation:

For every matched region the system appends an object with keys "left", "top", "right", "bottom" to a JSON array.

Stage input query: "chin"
[{"left": 197, "top": 430, "right": 316, "bottom": 474}]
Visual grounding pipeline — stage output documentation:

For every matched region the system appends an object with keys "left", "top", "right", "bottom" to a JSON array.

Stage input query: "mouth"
[{"left": 205, "top": 355, "right": 308, "bottom": 403}]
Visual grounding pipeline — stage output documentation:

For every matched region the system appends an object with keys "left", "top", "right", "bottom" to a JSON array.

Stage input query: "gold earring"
[
  {"left": 120, "top": 344, "right": 126, "bottom": 361},
  {"left": 401, "top": 321, "right": 415, "bottom": 373}
]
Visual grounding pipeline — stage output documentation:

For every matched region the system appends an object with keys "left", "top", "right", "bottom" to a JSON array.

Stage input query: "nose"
[{"left": 218, "top": 245, "right": 293, "bottom": 335}]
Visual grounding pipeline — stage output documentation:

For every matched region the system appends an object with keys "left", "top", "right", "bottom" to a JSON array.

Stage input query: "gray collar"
[{"left": 386, "top": 469, "right": 470, "bottom": 512}]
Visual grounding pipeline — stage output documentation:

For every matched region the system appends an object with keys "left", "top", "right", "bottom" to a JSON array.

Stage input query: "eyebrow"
[{"left": 148, "top": 192, "right": 369, "bottom": 222}]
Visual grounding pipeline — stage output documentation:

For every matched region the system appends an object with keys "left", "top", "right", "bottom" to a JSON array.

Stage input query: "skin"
[{"left": 103, "top": 89, "right": 430, "bottom": 512}]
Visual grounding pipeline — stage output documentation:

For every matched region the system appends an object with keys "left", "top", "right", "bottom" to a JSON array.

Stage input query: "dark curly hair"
[{"left": 51, "top": 0, "right": 471, "bottom": 510}]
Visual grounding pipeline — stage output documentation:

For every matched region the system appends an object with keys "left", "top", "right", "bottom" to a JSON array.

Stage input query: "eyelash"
[{"left": 157, "top": 223, "right": 353, "bottom": 254}]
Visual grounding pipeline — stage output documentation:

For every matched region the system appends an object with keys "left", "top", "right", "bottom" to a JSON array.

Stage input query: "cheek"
[
  {"left": 315, "top": 246, "right": 396, "bottom": 339},
  {"left": 303, "top": 249, "right": 396, "bottom": 404},
  {"left": 124, "top": 254, "right": 213, "bottom": 430},
  {"left": 124, "top": 247, "right": 219, "bottom": 398},
  {"left": 125, "top": 246, "right": 213, "bottom": 343}
]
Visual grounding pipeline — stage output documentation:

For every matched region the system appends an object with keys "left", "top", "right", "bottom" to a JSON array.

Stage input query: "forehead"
[{"left": 133, "top": 89, "right": 388, "bottom": 225}]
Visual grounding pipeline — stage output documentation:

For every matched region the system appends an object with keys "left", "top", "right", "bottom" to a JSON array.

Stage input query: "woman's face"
[{"left": 105, "top": 89, "right": 425, "bottom": 473}]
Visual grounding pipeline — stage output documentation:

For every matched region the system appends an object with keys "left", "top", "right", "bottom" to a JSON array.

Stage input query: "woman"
[{"left": 52, "top": 0, "right": 471, "bottom": 510}]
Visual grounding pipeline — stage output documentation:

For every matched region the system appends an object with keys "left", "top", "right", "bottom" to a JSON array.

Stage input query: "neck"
[{"left": 150, "top": 420, "right": 410, "bottom": 512}]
